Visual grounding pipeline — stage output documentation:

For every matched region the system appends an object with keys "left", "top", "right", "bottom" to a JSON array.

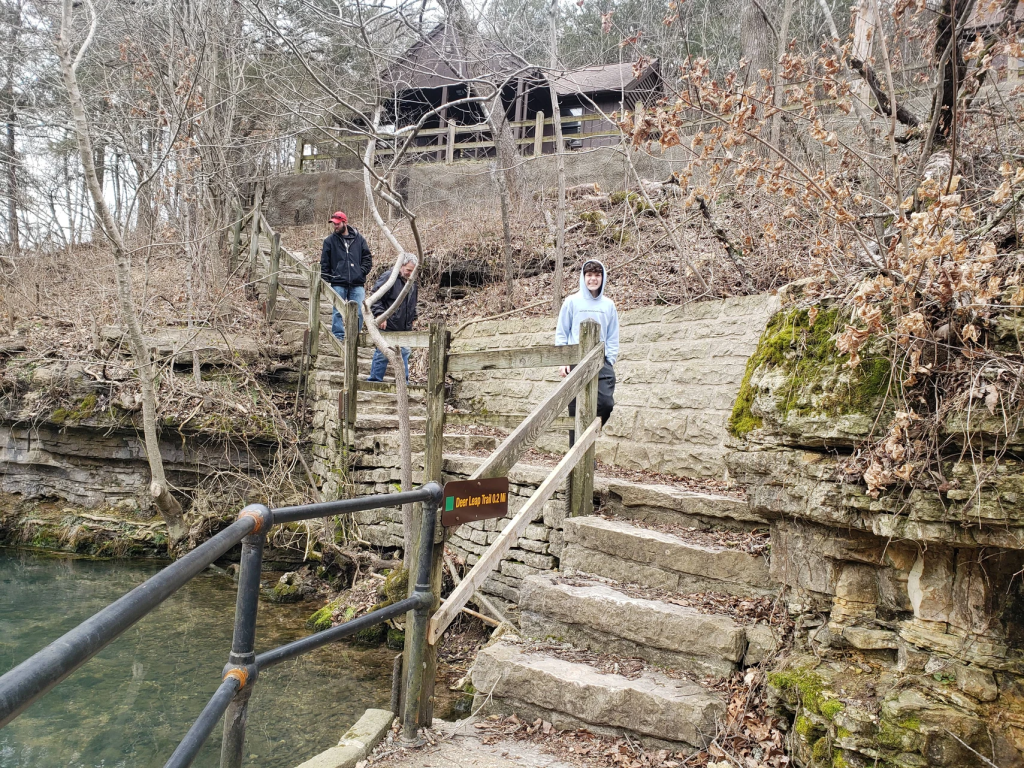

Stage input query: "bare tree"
[
  {"left": 1, "top": 0, "right": 22, "bottom": 254},
  {"left": 547, "top": 0, "right": 566, "bottom": 312},
  {"left": 56, "top": 0, "right": 187, "bottom": 548}
]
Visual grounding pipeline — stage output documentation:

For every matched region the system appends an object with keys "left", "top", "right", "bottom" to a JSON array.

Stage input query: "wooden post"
[
  {"left": 294, "top": 136, "right": 305, "bottom": 173},
  {"left": 414, "top": 321, "right": 449, "bottom": 725},
  {"left": 307, "top": 269, "right": 322, "bottom": 363},
  {"left": 445, "top": 121, "right": 456, "bottom": 165},
  {"left": 229, "top": 201, "right": 242, "bottom": 274},
  {"left": 534, "top": 110, "right": 544, "bottom": 157},
  {"left": 267, "top": 232, "right": 280, "bottom": 320},
  {"left": 247, "top": 186, "right": 263, "bottom": 281},
  {"left": 569, "top": 320, "right": 599, "bottom": 518},
  {"left": 342, "top": 301, "right": 359, "bottom": 438}
]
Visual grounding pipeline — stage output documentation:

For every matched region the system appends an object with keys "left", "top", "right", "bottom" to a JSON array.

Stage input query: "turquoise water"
[{"left": 0, "top": 549, "right": 395, "bottom": 768}]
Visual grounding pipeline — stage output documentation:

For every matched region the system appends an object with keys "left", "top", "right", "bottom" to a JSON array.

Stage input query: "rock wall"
[
  {"left": 353, "top": 457, "right": 567, "bottom": 610},
  {"left": 450, "top": 294, "right": 778, "bottom": 479},
  {"left": 727, "top": 303, "right": 1024, "bottom": 768},
  {"left": 266, "top": 145, "right": 693, "bottom": 227},
  {"left": 0, "top": 418, "right": 277, "bottom": 511}
]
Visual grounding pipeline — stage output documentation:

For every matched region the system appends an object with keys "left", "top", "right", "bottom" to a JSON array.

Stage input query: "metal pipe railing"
[
  {"left": 272, "top": 486, "right": 438, "bottom": 524},
  {"left": 255, "top": 595, "right": 423, "bottom": 671},
  {"left": 0, "top": 482, "right": 445, "bottom": 768},
  {"left": 165, "top": 677, "right": 242, "bottom": 768},
  {"left": 0, "top": 515, "right": 259, "bottom": 729}
]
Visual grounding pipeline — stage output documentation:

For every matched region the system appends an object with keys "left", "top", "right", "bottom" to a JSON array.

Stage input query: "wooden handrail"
[
  {"left": 469, "top": 343, "right": 603, "bottom": 481},
  {"left": 447, "top": 344, "right": 579, "bottom": 372},
  {"left": 357, "top": 330, "right": 431, "bottom": 349},
  {"left": 427, "top": 417, "right": 601, "bottom": 645}
]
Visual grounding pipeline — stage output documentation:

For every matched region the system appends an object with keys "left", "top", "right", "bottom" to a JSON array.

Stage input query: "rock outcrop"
[{"left": 727, "top": 303, "right": 1024, "bottom": 768}]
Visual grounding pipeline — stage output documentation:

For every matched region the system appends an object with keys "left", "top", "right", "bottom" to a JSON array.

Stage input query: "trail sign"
[{"left": 441, "top": 477, "right": 510, "bottom": 527}]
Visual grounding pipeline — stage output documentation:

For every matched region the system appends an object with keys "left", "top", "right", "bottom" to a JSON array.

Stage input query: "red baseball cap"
[{"left": 329, "top": 211, "right": 347, "bottom": 224}]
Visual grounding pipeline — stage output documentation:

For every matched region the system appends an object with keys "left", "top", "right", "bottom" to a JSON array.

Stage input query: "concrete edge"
[{"left": 291, "top": 707, "right": 395, "bottom": 768}]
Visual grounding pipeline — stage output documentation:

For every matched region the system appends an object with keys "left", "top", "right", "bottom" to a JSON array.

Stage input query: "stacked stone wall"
[
  {"left": 350, "top": 457, "right": 566, "bottom": 610},
  {"left": 266, "top": 146, "right": 694, "bottom": 228},
  {"left": 450, "top": 294, "right": 778, "bottom": 479}
]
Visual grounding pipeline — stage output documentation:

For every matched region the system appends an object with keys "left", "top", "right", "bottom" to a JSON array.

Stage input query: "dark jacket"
[
  {"left": 371, "top": 270, "right": 418, "bottom": 332},
  {"left": 321, "top": 227, "right": 372, "bottom": 287}
]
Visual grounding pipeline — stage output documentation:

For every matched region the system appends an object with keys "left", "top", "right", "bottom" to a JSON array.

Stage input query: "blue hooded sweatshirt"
[{"left": 554, "top": 260, "right": 619, "bottom": 365}]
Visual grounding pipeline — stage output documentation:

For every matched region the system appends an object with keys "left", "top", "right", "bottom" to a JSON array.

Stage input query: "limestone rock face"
[{"left": 731, "top": 301, "right": 1024, "bottom": 768}]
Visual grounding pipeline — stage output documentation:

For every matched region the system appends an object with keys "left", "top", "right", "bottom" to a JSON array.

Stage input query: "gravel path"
[{"left": 367, "top": 719, "right": 578, "bottom": 768}]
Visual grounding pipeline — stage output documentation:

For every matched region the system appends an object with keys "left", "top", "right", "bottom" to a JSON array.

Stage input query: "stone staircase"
[
  {"left": 254, "top": 232, "right": 781, "bottom": 753},
  {"left": 470, "top": 486, "right": 779, "bottom": 753}
]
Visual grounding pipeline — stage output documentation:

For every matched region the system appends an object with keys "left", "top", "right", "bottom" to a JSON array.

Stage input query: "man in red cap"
[{"left": 320, "top": 211, "right": 373, "bottom": 340}]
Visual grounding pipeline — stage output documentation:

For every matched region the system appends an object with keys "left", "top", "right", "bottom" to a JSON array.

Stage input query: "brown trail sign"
[{"left": 441, "top": 478, "right": 509, "bottom": 527}]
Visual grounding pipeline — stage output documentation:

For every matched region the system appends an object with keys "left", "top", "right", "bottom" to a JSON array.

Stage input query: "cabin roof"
[
  {"left": 381, "top": 23, "right": 520, "bottom": 91},
  {"left": 549, "top": 60, "right": 660, "bottom": 96},
  {"left": 383, "top": 26, "right": 661, "bottom": 97}
]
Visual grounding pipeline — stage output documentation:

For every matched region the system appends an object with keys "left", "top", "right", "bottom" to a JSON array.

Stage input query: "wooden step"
[
  {"left": 470, "top": 640, "right": 725, "bottom": 749},
  {"left": 561, "top": 516, "right": 774, "bottom": 598}
]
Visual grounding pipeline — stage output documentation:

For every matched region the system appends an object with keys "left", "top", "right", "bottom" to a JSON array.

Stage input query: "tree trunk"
[
  {"left": 548, "top": 0, "right": 566, "bottom": 312},
  {"left": 932, "top": 0, "right": 971, "bottom": 143},
  {"left": 363, "top": 107, "right": 419, "bottom": 568},
  {"left": 739, "top": 0, "right": 774, "bottom": 155},
  {"left": 56, "top": 0, "right": 187, "bottom": 551},
  {"left": 770, "top": 0, "right": 795, "bottom": 147},
  {"left": 440, "top": 0, "right": 522, "bottom": 199},
  {"left": 4, "top": 98, "right": 17, "bottom": 254},
  {"left": 2, "top": 0, "right": 21, "bottom": 254},
  {"left": 491, "top": 163, "right": 514, "bottom": 311}
]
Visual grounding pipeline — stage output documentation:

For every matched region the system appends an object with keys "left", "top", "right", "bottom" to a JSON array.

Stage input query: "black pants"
[{"left": 568, "top": 358, "right": 616, "bottom": 447}]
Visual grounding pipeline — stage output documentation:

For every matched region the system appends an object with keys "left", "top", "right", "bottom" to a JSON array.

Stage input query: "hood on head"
[{"left": 578, "top": 259, "right": 606, "bottom": 298}]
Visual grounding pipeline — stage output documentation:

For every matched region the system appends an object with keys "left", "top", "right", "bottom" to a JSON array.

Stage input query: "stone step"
[
  {"left": 562, "top": 516, "right": 774, "bottom": 598},
  {"left": 355, "top": 414, "right": 427, "bottom": 432},
  {"left": 519, "top": 573, "right": 754, "bottom": 678},
  {"left": 354, "top": 432, "right": 495, "bottom": 455},
  {"left": 471, "top": 641, "right": 725, "bottom": 749},
  {"left": 359, "top": 406, "right": 427, "bottom": 416},
  {"left": 357, "top": 390, "right": 426, "bottom": 404},
  {"left": 602, "top": 479, "right": 765, "bottom": 532}
]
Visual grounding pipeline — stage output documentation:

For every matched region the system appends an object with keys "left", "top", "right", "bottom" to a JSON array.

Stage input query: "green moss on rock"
[
  {"left": 768, "top": 667, "right": 828, "bottom": 714},
  {"left": 307, "top": 597, "right": 345, "bottom": 632},
  {"left": 820, "top": 699, "right": 845, "bottom": 720},
  {"left": 729, "top": 307, "right": 894, "bottom": 437},
  {"left": 812, "top": 736, "right": 831, "bottom": 761},
  {"left": 384, "top": 568, "right": 408, "bottom": 604},
  {"left": 387, "top": 628, "right": 405, "bottom": 649}
]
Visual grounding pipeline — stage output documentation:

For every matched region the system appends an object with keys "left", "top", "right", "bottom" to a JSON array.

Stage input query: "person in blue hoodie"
[{"left": 555, "top": 259, "right": 619, "bottom": 445}]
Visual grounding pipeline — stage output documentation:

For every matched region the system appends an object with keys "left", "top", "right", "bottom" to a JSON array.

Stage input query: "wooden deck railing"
[{"left": 294, "top": 111, "right": 622, "bottom": 172}]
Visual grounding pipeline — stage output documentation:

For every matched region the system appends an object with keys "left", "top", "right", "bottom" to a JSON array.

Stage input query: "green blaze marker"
[{"left": 445, "top": 496, "right": 454, "bottom": 512}]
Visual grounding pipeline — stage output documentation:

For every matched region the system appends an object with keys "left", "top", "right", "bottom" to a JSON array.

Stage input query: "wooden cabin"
[
  {"left": 296, "top": 25, "right": 665, "bottom": 170},
  {"left": 380, "top": 24, "right": 664, "bottom": 162}
]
